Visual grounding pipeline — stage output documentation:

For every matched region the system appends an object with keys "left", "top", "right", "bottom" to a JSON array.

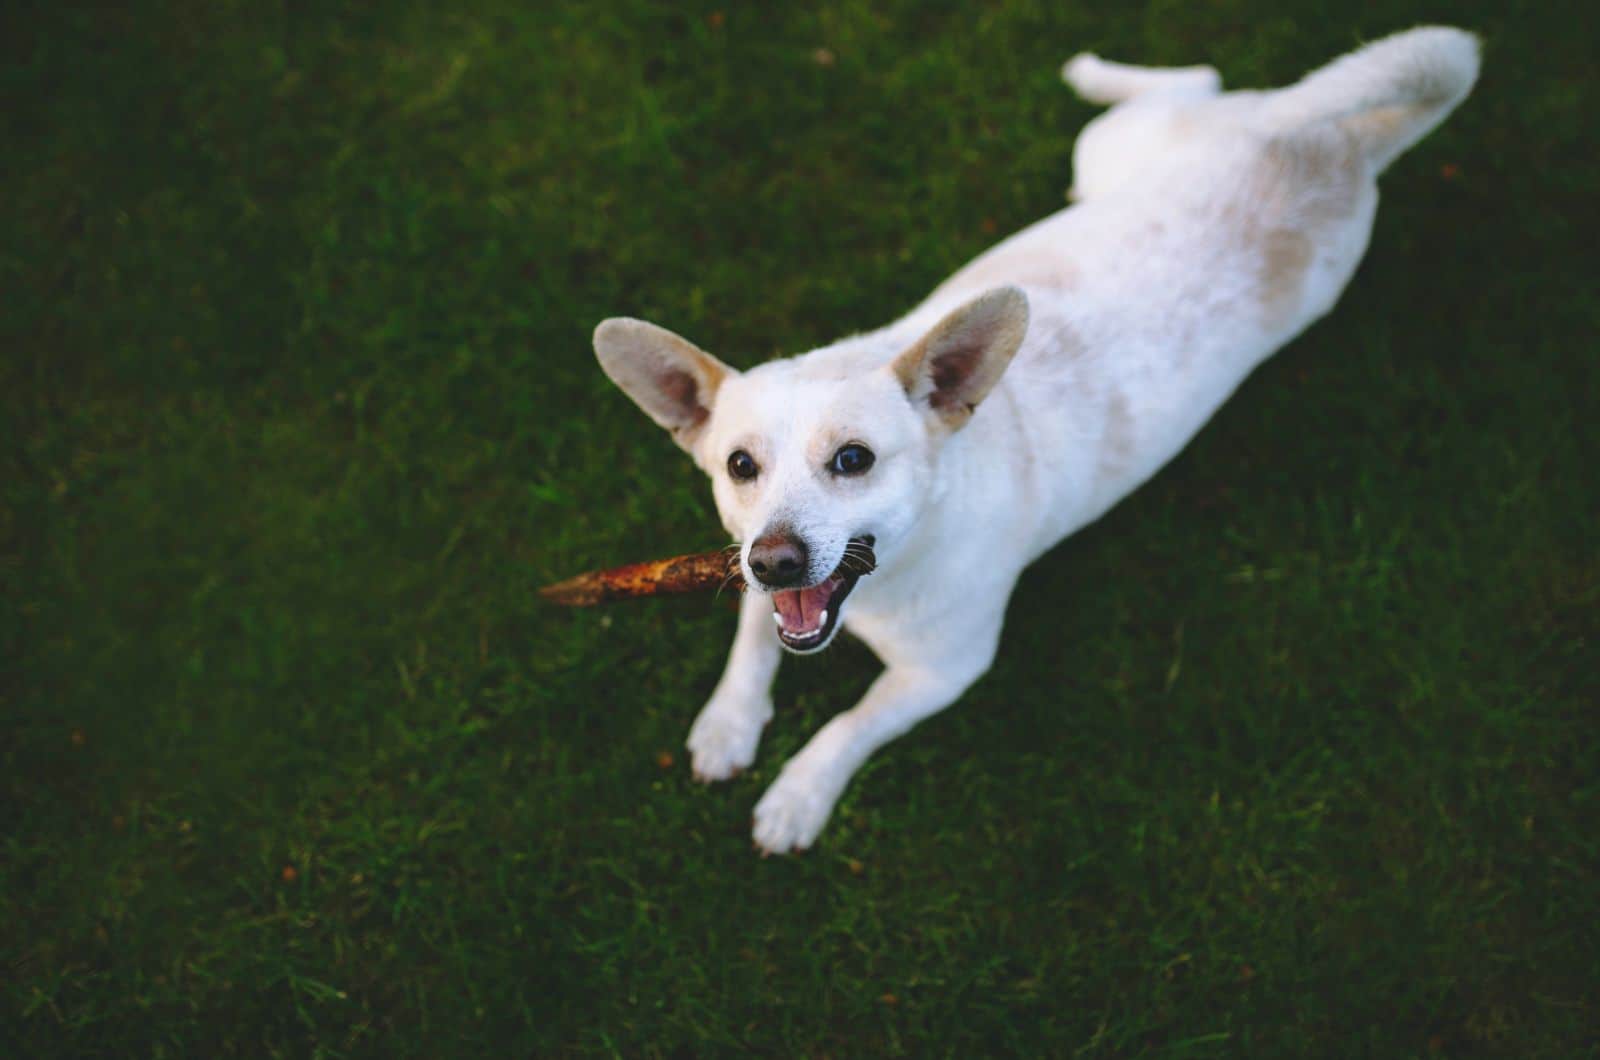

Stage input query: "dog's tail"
[{"left": 1265, "top": 26, "right": 1481, "bottom": 172}]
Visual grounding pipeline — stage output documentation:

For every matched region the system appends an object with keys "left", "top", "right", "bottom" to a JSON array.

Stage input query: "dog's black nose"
[{"left": 748, "top": 529, "right": 809, "bottom": 588}]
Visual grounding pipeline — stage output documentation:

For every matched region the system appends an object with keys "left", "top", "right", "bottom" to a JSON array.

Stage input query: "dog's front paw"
[
  {"left": 686, "top": 703, "right": 767, "bottom": 782},
  {"left": 752, "top": 768, "right": 839, "bottom": 855}
]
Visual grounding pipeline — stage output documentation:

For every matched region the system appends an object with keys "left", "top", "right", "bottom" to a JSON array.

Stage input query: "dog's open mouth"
[{"left": 770, "top": 536, "right": 875, "bottom": 653}]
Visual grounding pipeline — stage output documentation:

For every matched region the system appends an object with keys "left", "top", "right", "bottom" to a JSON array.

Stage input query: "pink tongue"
[{"left": 774, "top": 580, "right": 835, "bottom": 632}]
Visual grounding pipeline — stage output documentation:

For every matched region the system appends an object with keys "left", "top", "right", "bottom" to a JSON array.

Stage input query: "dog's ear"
[
  {"left": 891, "top": 286, "right": 1030, "bottom": 430},
  {"left": 593, "top": 318, "right": 734, "bottom": 452}
]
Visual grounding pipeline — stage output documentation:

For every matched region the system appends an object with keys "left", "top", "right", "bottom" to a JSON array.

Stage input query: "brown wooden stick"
[{"left": 539, "top": 549, "right": 743, "bottom": 607}]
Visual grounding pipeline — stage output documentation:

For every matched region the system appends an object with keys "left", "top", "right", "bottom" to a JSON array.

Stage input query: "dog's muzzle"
[{"left": 768, "top": 535, "right": 876, "bottom": 653}]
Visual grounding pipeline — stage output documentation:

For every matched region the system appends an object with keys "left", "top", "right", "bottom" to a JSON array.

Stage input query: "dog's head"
[{"left": 593, "top": 286, "right": 1028, "bottom": 653}]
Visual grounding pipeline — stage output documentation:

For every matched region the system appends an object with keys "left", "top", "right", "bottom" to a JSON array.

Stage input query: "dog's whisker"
[
  {"left": 840, "top": 544, "right": 877, "bottom": 576},
  {"left": 713, "top": 575, "right": 745, "bottom": 604}
]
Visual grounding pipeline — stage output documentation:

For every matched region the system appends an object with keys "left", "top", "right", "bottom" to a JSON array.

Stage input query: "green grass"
[{"left": 5, "top": 1, "right": 1596, "bottom": 1055}]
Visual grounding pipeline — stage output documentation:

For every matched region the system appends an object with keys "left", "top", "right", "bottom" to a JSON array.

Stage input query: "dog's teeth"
[
  {"left": 817, "top": 609, "right": 828, "bottom": 628},
  {"left": 773, "top": 612, "right": 786, "bottom": 630}
]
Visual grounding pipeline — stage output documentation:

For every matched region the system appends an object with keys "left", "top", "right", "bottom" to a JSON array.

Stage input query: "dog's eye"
[
  {"left": 727, "top": 450, "right": 759, "bottom": 481},
  {"left": 829, "top": 443, "right": 875, "bottom": 475}
]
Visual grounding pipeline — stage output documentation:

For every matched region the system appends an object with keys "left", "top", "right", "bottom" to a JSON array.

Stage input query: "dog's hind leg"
[
  {"left": 1263, "top": 26, "right": 1480, "bottom": 172},
  {"left": 1061, "top": 53, "right": 1226, "bottom": 202},
  {"left": 1062, "top": 53, "right": 1221, "bottom": 105}
]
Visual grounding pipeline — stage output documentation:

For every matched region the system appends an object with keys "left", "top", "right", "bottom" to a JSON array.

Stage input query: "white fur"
[{"left": 592, "top": 27, "right": 1480, "bottom": 853}]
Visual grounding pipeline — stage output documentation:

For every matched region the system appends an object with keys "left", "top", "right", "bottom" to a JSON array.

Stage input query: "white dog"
[{"left": 591, "top": 27, "right": 1479, "bottom": 853}]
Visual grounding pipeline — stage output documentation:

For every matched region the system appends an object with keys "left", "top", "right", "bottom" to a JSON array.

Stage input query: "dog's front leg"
[
  {"left": 687, "top": 589, "right": 780, "bottom": 781},
  {"left": 751, "top": 630, "right": 998, "bottom": 855}
]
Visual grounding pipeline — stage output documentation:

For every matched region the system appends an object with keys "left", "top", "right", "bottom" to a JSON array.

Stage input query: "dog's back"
[{"left": 897, "top": 28, "right": 1482, "bottom": 554}]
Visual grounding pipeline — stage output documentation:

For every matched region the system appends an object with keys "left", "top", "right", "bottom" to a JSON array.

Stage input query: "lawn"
[{"left": 4, "top": 1, "right": 1596, "bottom": 1055}]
